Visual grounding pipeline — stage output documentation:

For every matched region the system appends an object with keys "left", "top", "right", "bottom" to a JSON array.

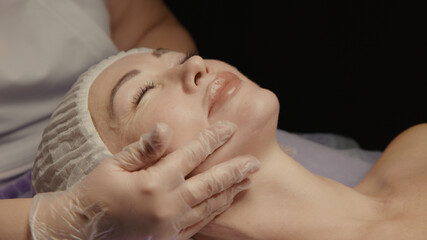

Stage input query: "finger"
[
  {"left": 113, "top": 123, "right": 173, "bottom": 171},
  {"left": 164, "top": 121, "right": 237, "bottom": 177},
  {"left": 179, "top": 214, "right": 216, "bottom": 240},
  {"left": 180, "top": 155, "right": 260, "bottom": 207},
  {"left": 177, "top": 179, "right": 251, "bottom": 239},
  {"left": 178, "top": 215, "right": 219, "bottom": 240}
]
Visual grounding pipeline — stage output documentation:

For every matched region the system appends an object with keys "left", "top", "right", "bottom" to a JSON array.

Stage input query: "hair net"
[{"left": 32, "top": 47, "right": 153, "bottom": 194}]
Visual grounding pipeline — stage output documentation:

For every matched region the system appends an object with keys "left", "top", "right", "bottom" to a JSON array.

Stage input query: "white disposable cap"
[{"left": 32, "top": 47, "right": 153, "bottom": 193}]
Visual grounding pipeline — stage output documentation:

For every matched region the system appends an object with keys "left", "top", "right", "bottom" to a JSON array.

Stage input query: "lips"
[{"left": 207, "top": 71, "right": 242, "bottom": 117}]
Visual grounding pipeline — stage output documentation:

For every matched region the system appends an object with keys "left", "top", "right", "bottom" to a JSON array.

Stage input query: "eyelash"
[
  {"left": 131, "top": 52, "right": 197, "bottom": 106},
  {"left": 132, "top": 81, "right": 157, "bottom": 105}
]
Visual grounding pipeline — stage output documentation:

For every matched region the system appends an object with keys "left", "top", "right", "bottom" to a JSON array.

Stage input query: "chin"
[
  {"left": 230, "top": 87, "right": 279, "bottom": 155},
  {"left": 190, "top": 88, "right": 279, "bottom": 176},
  {"left": 237, "top": 88, "right": 279, "bottom": 132}
]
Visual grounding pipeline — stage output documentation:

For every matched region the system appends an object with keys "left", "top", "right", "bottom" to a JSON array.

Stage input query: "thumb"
[{"left": 113, "top": 123, "right": 173, "bottom": 171}]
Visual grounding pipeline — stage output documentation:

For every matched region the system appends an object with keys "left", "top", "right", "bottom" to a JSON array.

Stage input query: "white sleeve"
[{"left": 0, "top": 0, "right": 117, "bottom": 180}]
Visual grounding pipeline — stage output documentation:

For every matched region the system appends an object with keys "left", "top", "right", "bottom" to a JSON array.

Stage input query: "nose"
[{"left": 180, "top": 55, "right": 208, "bottom": 93}]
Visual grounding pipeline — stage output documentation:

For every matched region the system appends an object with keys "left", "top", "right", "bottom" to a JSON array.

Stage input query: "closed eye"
[{"left": 132, "top": 81, "right": 157, "bottom": 105}]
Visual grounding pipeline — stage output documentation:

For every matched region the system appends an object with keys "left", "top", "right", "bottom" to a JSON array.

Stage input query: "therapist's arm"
[
  {"left": 20, "top": 122, "right": 259, "bottom": 239},
  {"left": 0, "top": 199, "right": 32, "bottom": 240},
  {"left": 108, "top": 0, "right": 197, "bottom": 53}
]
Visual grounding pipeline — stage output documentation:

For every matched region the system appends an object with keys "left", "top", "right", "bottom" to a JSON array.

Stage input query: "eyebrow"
[
  {"left": 110, "top": 69, "right": 140, "bottom": 116},
  {"left": 152, "top": 48, "right": 171, "bottom": 57}
]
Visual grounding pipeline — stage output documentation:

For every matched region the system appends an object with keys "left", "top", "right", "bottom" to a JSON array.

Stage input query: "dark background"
[{"left": 164, "top": 0, "right": 426, "bottom": 151}]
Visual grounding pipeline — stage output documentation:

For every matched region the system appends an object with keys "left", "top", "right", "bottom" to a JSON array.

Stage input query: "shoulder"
[
  {"left": 356, "top": 123, "right": 427, "bottom": 194},
  {"left": 358, "top": 124, "right": 427, "bottom": 239},
  {"left": 386, "top": 123, "right": 427, "bottom": 157},
  {"left": 381, "top": 123, "right": 427, "bottom": 177},
  {"left": 402, "top": 123, "right": 427, "bottom": 137}
]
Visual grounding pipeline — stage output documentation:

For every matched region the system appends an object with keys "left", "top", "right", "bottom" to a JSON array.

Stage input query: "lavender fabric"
[
  {"left": 276, "top": 129, "right": 381, "bottom": 187},
  {"left": 0, "top": 170, "right": 32, "bottom": 199}
]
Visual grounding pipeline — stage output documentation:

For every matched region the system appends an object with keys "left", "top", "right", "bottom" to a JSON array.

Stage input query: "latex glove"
[{"left": 29, "top": 121, "right": 261, "bottom": 240}]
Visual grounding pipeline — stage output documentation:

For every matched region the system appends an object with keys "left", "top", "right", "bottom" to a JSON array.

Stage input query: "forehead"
[
  {"left": 88, "top": 54, "right": 148, "bottom": 118},
  {"left": 90, "top": 53, "right": 152, "bottom": 98},
  {"left": 93, "top": 48, "right": 173, "bottom": 87},
  {"left": 99, "top": 53, "right": 149, "bottom": 80}
]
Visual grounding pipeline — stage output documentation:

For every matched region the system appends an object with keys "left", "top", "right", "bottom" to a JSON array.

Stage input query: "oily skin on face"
[{"left": 88, "top": 49, "right": 279, "bottom": 173}]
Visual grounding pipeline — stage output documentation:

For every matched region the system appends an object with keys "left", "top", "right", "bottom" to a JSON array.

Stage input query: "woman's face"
[{"left": 89, "top": 49, "right": 279, "bottom": 173}]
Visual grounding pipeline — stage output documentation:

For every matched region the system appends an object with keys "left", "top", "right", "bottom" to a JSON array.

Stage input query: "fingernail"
[
  {"left": 237, "top": 179, "right": 251, "bottom": 191},
  {"left": 154, "top": 122, "right": 169, "bottom": 133},
  {"left": 143, "top": 123, "right": 172, "bottom": 150},
  {"left": 215, "top": 120, "right": 237, "bottom": 141},
  {"left": 216, "top": 120, "right": 237, "bottom": 132},
  {"left": 242, "top": 155, "right": 261, "bottom": 174}
]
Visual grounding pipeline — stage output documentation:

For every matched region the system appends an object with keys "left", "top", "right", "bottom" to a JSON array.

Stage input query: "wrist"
[{"left": 29, "top": 190, "right": 113, "bottom": 240}]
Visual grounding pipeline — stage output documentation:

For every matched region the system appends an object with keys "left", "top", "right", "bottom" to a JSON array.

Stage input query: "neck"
[{"left": 195, "top": 141, "right": 384, "bottom": 240}]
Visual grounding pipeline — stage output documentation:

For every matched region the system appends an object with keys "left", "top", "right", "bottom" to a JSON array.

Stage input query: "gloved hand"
[{"left": 29, "top": 121, "right": 261, "bottom": 239}]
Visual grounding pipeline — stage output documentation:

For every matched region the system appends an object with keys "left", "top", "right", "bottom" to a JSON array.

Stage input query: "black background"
[{"left": 164, "top": 0, "right": 426, "bottom": 150}]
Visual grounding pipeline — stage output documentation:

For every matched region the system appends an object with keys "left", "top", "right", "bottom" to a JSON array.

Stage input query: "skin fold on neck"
[{"left": 194, "top": 141, "right": 386, "bottom": 240}]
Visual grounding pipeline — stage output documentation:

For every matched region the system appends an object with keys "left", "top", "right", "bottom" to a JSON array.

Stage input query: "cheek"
[
  {"left": 209, "top": 81, "right": 279, "bottom": 128},
  {"left": 136, "top": 95, "right": 209, "bottom": 152},
  {"left": 190, "top": 87, "right": 279, "bottom": 175}
]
